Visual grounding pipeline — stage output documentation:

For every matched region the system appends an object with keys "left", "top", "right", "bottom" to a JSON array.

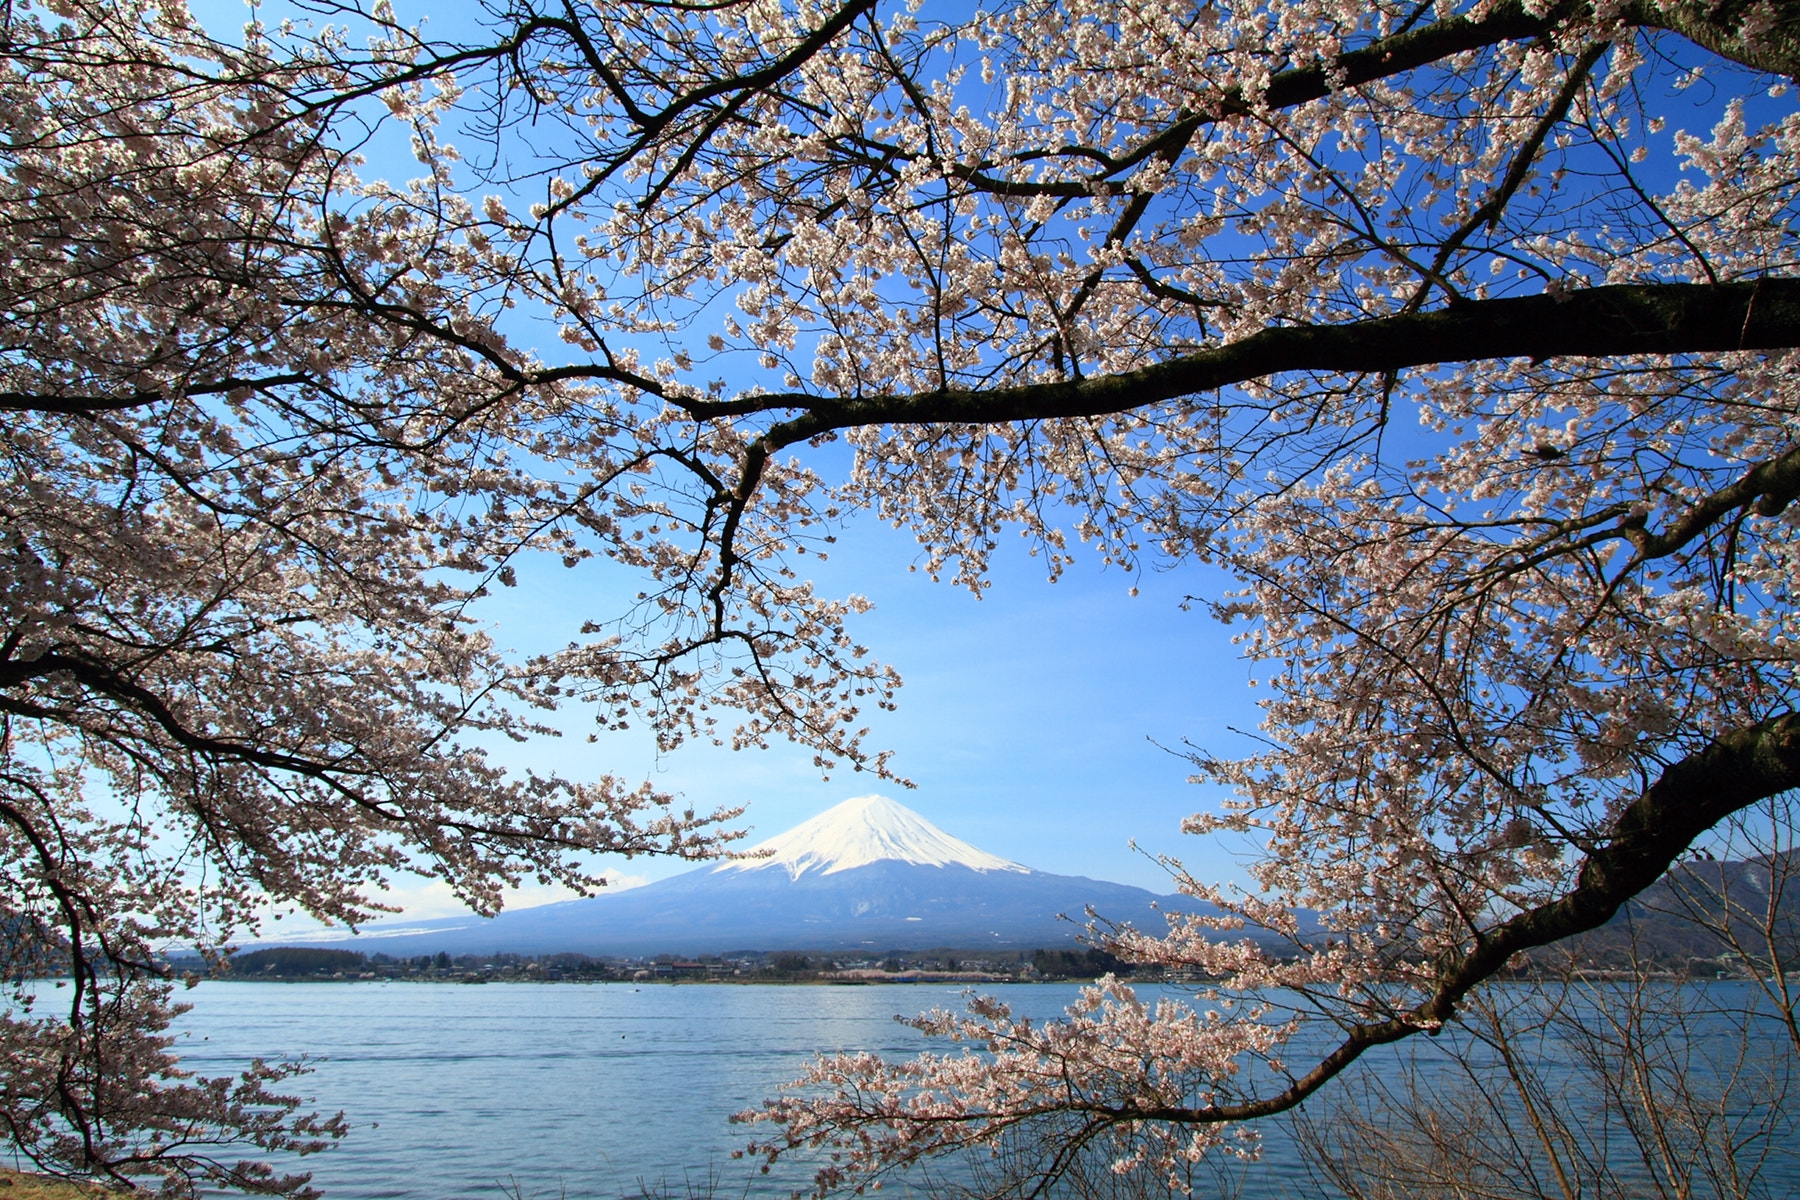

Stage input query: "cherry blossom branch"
[
  {"left": 1181, "top": 710, "right": 1800, "bottom": 1124},
  {"left": 1407, "top": 42, "right": 1613, "bottom": 311},
  {"left": 850, "top": 0, "right": 1786, "bottom": 208},
  {"left": 728, "top": 280, "right": 1800, "bottom": 440},
  {"left": 936, "top": 0, "right": 1574, "bottom": 200},
  {"left": 0, "top": 374, "right": 317, "bottom": 415},
  {"left": 1622, "top": 442, "right": 1800, "bottom": 559}
]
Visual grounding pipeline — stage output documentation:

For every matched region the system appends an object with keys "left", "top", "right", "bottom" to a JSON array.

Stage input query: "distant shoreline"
[
  {"left": 199, "top": 973, "right": 1051, "bottom": 985},
  {"left": 156, "top": 942, "right": 1784, "bottom": 989},
  {"left": 167, "top": 944, "right": 1154, "bottom": 985},
  {"left": 177, "top": 970, "right": 1790, "bottom": 987}
]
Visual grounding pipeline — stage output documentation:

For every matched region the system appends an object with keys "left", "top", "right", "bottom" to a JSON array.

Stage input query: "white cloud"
[
  {"left": 247, "top": 869, "right": 651, "bottom": 943},
  {"left": 369, "top": 869, "right": 651, "bottom": 919}
]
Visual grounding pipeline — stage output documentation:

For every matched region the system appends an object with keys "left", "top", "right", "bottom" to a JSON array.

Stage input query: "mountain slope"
[{"left": 1576, "top": 854, "right": 1800, "bottom": 966}]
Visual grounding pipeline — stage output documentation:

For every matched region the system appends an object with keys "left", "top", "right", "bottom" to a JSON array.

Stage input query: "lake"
[
  {"left": 170, "top": 981, "right": 1283, "bottom": 1200},
  {"left": 167, "top": 980, "right": 1799, "bottom": 1200}
]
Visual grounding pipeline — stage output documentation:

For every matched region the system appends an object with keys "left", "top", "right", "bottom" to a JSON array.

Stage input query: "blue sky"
[
  {"left": 202, "top": 5, "right": 1285, "bottom": 924},
  {"left": 168, "top": 0, "right": 1273, "bottom": 930},
  {"left": 403, "top": 511, "right": 1272, "bottom": 921}
]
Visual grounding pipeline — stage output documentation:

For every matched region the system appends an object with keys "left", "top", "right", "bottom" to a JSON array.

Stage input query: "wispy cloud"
[
  {"left": 243, "top": 869, "right": 652, "bottom": 944},
  {"left": 363, "top": 871, "right": 649, "bottom": 921}
]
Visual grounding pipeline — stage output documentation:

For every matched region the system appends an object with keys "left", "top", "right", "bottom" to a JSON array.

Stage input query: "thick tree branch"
[
  {"left": 1625, "top": 0, "right": 1800, "bottom": 78},
  {"left": 0, "top": 653, "right": 385, "bottom": 802},
  {"left": 1119, "top": 710, "right": 1800, "bottom": 1127},
  {"left": 0, "top": 373, "right": 316, "bottom": 415},
  {"left": 1623, "top": 443, "right": 1800, "bottom": 559},
  {"left": 696, "top": 279, "right": 1800, "bottom": 612},
  {"left": 744, "top": 280, "right": 1800, "bottom": 447}
]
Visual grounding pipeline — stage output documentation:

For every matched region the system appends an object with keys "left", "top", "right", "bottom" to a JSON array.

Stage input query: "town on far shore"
[
  {"left": 168, "top": 944, "right": 1784, "bottom": 987},
  {"left": 170, "top": 945, "right": 1138, "bottom": 984}
]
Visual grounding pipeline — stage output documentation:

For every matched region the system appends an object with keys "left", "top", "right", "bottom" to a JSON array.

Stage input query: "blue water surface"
[
  {"left": 173, "top": 982, "right": 1151, "bottom": 1200},
  {"left": 169, "top": 979, "right": 1798, "bottom": 1200}
]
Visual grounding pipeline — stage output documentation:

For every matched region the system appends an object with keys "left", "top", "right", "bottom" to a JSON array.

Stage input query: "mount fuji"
[{"left": 297, "top": 795, "right": 1230, "bottom": 957}]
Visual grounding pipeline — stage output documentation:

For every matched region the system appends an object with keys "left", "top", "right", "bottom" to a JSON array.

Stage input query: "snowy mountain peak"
[{"left": 715, "top": 794, "right": 1030, "bottom": 880}]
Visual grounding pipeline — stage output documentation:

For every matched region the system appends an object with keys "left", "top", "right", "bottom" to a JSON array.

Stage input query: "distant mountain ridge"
[
  {"left": 1579, "top": 853, "right": 1800, "bottom": 966},
  {"left": 286, "top": 795, "right": 1238, "bottom": 957},
  {"left": 259, "top": 798, "right": 1796, "bottom": 964}
]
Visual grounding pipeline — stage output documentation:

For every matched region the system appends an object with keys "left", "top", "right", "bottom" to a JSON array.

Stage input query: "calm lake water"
[
  {"left": 172, "top": 981, "right": 1282, "bottom": 1200},
  {"left": 168, "top": 980, "right": 1798, "bottom": 1200}
]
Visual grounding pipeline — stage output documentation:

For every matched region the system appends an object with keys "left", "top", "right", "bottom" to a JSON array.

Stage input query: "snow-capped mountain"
[
  {"left": 716, "top": 794, "right": 1029, "bottom": 879},
  {"left": 289, "top": 795, "right": 1227, "bottom": 957}
]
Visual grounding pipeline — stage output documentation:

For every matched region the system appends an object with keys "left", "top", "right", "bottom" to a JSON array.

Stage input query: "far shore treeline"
[
  {"left": 201, "top": 937, "right": 1776, "bottom": 985},
  {"left": 203, "top": 945, "right": 1136, "bottom": 983}
]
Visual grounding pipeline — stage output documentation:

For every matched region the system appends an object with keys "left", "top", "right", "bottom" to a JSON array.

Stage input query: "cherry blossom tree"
[
  {"left": 7, "top": 0, "right": 1800, "bottom": 1192},
  {"left": 0, "top": 3, "right": 748, "bottom": 1192}
]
